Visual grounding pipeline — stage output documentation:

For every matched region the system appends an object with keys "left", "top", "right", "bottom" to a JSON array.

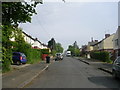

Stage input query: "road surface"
[{"left": 25, "top": 57, "right": 120, "bottom": 88}]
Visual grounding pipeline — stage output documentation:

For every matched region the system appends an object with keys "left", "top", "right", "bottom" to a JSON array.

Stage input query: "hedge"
[
  {"left": 2, "top": 47, "right": 12, "bottom": 73},
  {"left": 90, "top": 51, "right": 110, "bottom": 62},
  {"left": 26, "top": 49, "right": 42, "bottom": 64},
  {"left": 41, "top": 49, "right": 49, "bottom": 54}
]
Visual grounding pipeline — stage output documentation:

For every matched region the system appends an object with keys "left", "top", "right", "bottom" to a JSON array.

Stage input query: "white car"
[{"left": 55, "top": 53, "right": 63, "bottom": 61}]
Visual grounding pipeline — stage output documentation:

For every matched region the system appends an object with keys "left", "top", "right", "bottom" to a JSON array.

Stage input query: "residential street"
[{"left": 25, "top": 57, "right": 120, "bottom": 88}]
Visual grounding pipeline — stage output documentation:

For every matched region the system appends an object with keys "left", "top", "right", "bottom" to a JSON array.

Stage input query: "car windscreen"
[{"left": 21, "top": 53, "right": 26, "bottom": 57}]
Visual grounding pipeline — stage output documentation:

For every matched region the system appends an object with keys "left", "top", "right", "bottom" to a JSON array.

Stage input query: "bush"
[
  {"left": 2, "top": 47, "right": 12, "bottom": 73},
  {"left": 90, "top": 51, "right": 110, "bottom": 62},
  {"left": 51, "top": 50, "right": 56, "bottom": 56},
  {"left": 26, "top": 49, "right": 42, "bottom": 64},
  {"left": 41, "top": 49, "right": 50, "bottom": 54}
]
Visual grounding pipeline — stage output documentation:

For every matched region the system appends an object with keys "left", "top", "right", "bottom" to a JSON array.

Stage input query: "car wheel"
[
  {"left": 16, "top": 61, "right": 21, "bottom": 65},
  {"left": 112, "top": 70, "right": 117, "bottom": 79}
]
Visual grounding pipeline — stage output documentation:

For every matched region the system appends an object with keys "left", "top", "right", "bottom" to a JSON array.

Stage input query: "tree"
[
  {"left": 2, "top": 1, "right": 42, "bottom": 26},
  {"left": 56, "top": 43, "right": 64, "bottom": 53},
  {"left": 73, "top": 41, "right": 79, "bottom": 49},
  {"left": 48, "top": 38, "right": 56, "bottom": 51},
  {"left": 2, "top": 1, "right": 42, "bottom": 72},
  {"left": 67, "top": 41, "right": 80, "bottom": 56},
  {"left": 67, "top": 45, "right": 75, "bottom": 55}
]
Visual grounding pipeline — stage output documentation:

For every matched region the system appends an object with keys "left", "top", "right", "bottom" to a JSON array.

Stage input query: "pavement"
[
  {"left": 2, "top": 59, "right": 54, "bottom": 88},
  {"left": 74, "top": 57, "right": 113, "bottom": 74}
]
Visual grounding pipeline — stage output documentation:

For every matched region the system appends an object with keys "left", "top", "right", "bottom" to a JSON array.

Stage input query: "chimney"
[
  {"left": 35, "top": 38, "right": 38, "bottom": 41},
  {"left": 105, "top": 34, "right": 110, "bottom": 38},
  {"left": 94, "top": 40, "right": 98, "bottom": 42}
]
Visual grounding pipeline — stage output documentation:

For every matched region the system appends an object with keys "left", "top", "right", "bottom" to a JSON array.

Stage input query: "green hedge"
[
  {"left": 90, "top": 51, "right": 110, "bottom": 62},
  {"left": 2, "top": 47, "right": 12, "bottom": 73},
  {"left": 26, "top": 49, "right": 42, "bottom": 64},
  {"left": 41, "top": 49, "right": 49, "bottom": 54}
]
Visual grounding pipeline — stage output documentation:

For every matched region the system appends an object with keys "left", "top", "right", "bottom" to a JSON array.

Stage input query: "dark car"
[
  {"left": 112, "top": 56, "right": 120, "bottom": 79},
  {"left": 12, "top": 52, "right": 27, "bottom": 65},
  {"left": 55, "top": 53, "right": 63, "bottom": 61}
]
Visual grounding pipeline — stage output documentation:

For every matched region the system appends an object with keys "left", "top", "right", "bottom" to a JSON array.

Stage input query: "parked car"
[
  {"left": 55, "top": 53, "right": 63, "bottom": 61},
  {"left": 12, "top": 52, "right": 27, "bottom": 65},
  {"left": 112, "top": 56, "right": 120, "bottom": 79}
]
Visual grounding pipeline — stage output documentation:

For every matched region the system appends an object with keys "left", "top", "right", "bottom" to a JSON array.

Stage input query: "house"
[
  {"left": 114, "top": 2, "right": 120, "bottom": 56},
  {"left": 89, "top": 34, "right": 115, "bottom": 59},
  {"left": 10, "top": 30, "right": 49, "bottom": 50},
  {"left": 22, "top": 31, "right": 35, "bottom": 46},
  {"left": 88, "top": 34, "right": 116, "bottom": 53},
  {"left": 81, "top": 45, "right": 88, "bottom": 57},
  {"left": 97, "top": 34, "right": 115, "bottom": 53},
  {"left": 113, "top": 26, "right": 120, "bottom": 57},
  {"left": 41, "top": 43, "right": 48, "bottom": 49},
  {"left": 32, "top": 38, "right": 42, "bottom": 49},
  {"left": 86, "top": 39, "right": 98, "bottom": 52}
]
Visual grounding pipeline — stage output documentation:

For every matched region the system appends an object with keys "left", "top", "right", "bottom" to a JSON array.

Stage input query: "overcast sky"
[{"left": 20, "top": 1, "right": 118, "bottom": 50}]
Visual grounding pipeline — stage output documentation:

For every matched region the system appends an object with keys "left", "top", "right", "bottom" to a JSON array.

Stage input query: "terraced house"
[
  {"left": 113, "top": 26, "right": 120, "bottom": 57},
  {"left": 22, "top": 32, "right": 48, "bottom": 49},
  {"left": 10, "top": 30, "right": 48, "bottom": 50}
]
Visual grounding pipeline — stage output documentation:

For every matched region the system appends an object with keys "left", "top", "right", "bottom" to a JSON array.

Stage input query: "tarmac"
[
  {"left": 2, "top": 59, "right": 53, "bottom": 88},
  {"left": 2, "top": 57, "right": 113, "bottom": 89},
  {"left": 75, "top": 57, "right": 113, "bottom": 74}
]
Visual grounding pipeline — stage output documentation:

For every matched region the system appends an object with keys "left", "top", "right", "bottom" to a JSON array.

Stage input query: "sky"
[{"left": 20, "top": 1, "right": 118, "bottom": 50}]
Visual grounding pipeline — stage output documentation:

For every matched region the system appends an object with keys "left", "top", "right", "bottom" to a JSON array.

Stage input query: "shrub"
[
  {"left": 26, "top": 49, "right": 42, "bottom": 64},
  {"left": 41, "top": 49, "right": 50, "bottom": 54},
  {"left": 51, "top": 50, "right": 56, "bottom": 56},
  {"left": 2, "top": 47, "right": 12, "bottom": 73},
  {"left": 90, "top": 51, "right": 110, "bottom": 62}
]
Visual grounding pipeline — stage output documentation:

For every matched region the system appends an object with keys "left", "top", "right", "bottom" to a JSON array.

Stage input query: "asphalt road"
[{"left": 25, "top": 57, "right": 120, "bottom": 88}]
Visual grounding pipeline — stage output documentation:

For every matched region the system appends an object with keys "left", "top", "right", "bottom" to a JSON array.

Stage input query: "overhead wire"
[{"left": 35, "top": 15, "right": 52, "bottom": 39}]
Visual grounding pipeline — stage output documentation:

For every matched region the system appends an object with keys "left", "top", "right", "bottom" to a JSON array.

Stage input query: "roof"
[
  {"left": 91, "top": 33, "right": 115, "bottom": 46},
  {"left": 22, "top": 31, "right": 35, "bottom": 41}
]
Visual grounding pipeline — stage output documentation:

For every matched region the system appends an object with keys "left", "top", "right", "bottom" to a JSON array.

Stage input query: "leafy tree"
[
  {"left": 2, "top": 26, "right": 14, "bottom": 72},
  {"left": 48, "top": 38, "right": 56, "bottom": 51},
  {"left": 67, "top": 41, "right": 80, "bottom": 56},
  {"left": 56, "top": 43, "right": 64, "bottom": 53},
  {"left": 51, "top": 50, "right": 57, "bottom": 57},
  {"left": 73, "top": 41, "right": 79, "bottom": 49},
  {"left": 67, "top": 45, "right": 75, "bottom": 55},
  {"left": 2, "top": 1, "right": 41, "bottom": 26}
]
